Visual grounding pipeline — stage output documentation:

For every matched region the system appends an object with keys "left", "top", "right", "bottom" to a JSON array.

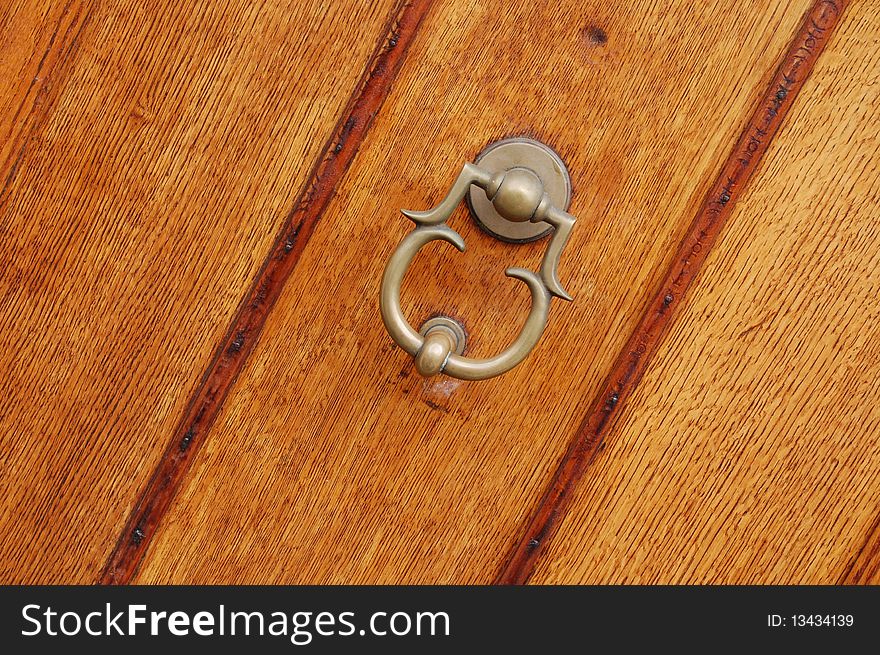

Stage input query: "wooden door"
[{"left": 2, "top": 0, "right": 878, "bottom": 584}]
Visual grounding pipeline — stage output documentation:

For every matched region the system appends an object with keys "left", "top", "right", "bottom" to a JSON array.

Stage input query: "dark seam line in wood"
[
  {"left": 840, "top": 507, "right": 880, "bottom": 583},
  {"left": 0, "top": 0, "right": 93, "bottom": 212},
  {"left": 98, "top": 0, "right": 433, "bottom": 584},
  {"left": 495, "top": 0, "right": 848, "bottom": 585}
]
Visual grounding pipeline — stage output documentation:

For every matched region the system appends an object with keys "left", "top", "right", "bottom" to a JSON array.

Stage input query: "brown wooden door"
[{"left": 2, "top": 0, "right": 878, "bottom": 584}]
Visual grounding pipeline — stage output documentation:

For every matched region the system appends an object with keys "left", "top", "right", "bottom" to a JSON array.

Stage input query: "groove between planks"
[
  {"left": 98, "top": 0, "right": 434, "bottom": 584},
  {"left": 496, "top": 0, "right": 849, "bottom": 585}
]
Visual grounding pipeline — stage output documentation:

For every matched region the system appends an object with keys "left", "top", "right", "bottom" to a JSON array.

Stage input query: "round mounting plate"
[{"left": 466, "top": 137, "right": 572, "bottom": 243}]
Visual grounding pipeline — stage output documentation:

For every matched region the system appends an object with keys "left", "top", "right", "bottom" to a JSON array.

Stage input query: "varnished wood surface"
[
  {"left": 531, "top": 4, "right": 880, "bottom": 584},
  {"left": 133, "top": 0, "right": 816, "bottom": 583},
  {"left": 0, "top": 0, "right": 399, "bottom": 583},
  {"left": 99, "top": 0, "right": 428, "bottom": 585},
  {"left": 1, "top": 1, "right": 89, "bottom": 193},
  {"left": 2, "top": 0, "right": 877, "bottom": 585},
  {"left": 498, "top": 0, "right": 847, "bottom": 583}
]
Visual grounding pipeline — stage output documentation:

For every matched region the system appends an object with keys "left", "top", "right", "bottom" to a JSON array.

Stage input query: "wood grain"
[
  {"left": 498, "top": 0, "right": 848, "bottom": 583},
  {"left": 133, "top": 0, "right": 814, "bottom": 583},
  {"left": 0, "top": 0, "right": 398, "bottom": 583},
  {"left": 99, "top": 0, "right": 431, "bottom": 584},
  {"left": 530, "top": 3, "right": 880, "bottom": 584},
  {"left": 843, "top": 512, "right": 880, "bottom": 583},
  {"left": 1, "top": 1, "right": 93, "bottom": 203}
]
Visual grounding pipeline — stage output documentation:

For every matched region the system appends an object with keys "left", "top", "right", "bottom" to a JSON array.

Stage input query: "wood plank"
[
  {"left": 0, "top": 0, "right": 398, "bottom": 583},
  {"left": 530, "top": 4, "right": 880, "bottom": 584},
  {"left": 99, "top": 0, "right": 431, "bottom": 584},
  {"left": 497, "top": 0, "right": 849, "bottom": 583},
  {"left": 134, "top": 0, "right": 813, "bottom": 584}
]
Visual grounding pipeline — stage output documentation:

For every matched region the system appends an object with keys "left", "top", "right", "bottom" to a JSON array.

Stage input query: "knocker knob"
[
  {"left": 414, "top": 318, "right": 467, "bottom": 377},
  {"left": 488, "top": 167, "right": 546, "bottom": 223},
  {"left": 414, "top": 333, "right": 453, "bottom": 377}
]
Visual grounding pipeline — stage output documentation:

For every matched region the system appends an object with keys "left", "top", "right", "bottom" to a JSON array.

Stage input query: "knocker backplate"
[{"left": 466, "top": 137, "right": 572, "bottom": 243}]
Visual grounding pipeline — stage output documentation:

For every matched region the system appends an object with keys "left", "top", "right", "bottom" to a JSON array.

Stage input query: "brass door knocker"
[{"left": 380, "top": 137, "right": 576, "bottom": 381}]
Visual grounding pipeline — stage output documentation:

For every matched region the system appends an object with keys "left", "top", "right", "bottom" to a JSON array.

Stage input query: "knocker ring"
[{"left": 379, "top": 138, "right": 577, "bottom": 381}]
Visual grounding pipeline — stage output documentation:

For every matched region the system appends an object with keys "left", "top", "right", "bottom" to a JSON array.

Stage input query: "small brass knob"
[
  {"left": 490, "top": 167, "right": 545, "bottom": 222},
  {"left": 414, "top": 321, "right": 464, "bottom": 377}
]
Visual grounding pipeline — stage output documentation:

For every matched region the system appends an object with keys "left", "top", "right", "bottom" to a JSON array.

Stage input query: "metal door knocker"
[{"left": 380, "top": 137, "right": 576, "bottom": 381}]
